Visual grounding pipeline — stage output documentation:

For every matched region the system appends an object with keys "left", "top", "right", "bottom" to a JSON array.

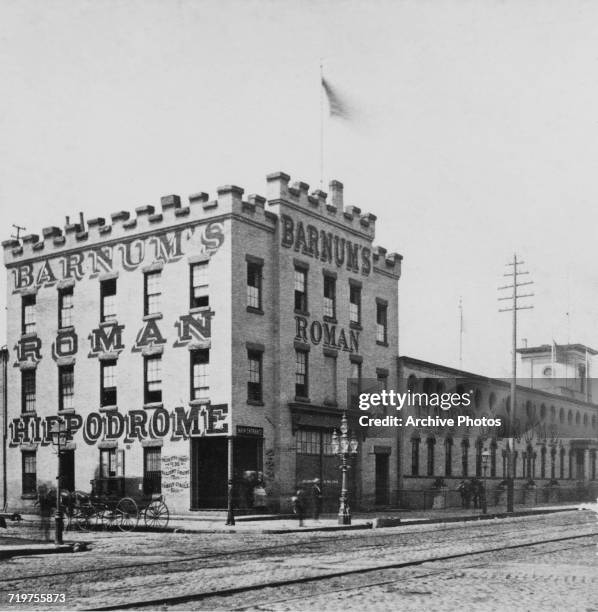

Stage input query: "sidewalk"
[{"left": 0, "top": 501, "right": 585, "bottom": 549}]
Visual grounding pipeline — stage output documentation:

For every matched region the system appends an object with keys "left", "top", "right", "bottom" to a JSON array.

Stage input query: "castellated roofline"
[
  {"left": 3, "top": 173, "right": 400, "bottom": 275},
  {"left": 265, "top": 171, "right": 378, "bottom": 238}
]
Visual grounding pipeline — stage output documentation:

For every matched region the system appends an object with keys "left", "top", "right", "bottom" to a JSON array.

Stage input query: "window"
[
  {"left": 475, "top": 440, "right": 483, "bottom": 477},
  {"left": 323, "top": 275, "right": 336, "bottom": 319},
  {"left": 101, "top": 360, "right": 117, "bottom": 406},
  {"left": 143, "top": 447, "right": 162, "bottom": 495},
  {"left": 21, "top": 369, "right": 35, "bottom": 413},
  {"left": 22, "top": 294, "right": 35, "bottom": 334},
  {"left": 296, "top": 430, "right": 320, "bottom": 455},
  {"left": 100, "top": 278, "right": 117, "bottom": 322},
  {"left": 350, "top": 360, "right": 362, "bottom": 406},
  {"left": 58, "top": 287, "right": 74, "bottom": 328},
  {"left": 427, "top": 438, "right": 435, "bottom": 476},
  {"left": 325, "top": 356, "right": 337, "bottom": 405},
  {"left": 490, "top": 442, "right": 497, "bottom": 477},
  {"left": 145, "top": 355, "right": 162, "bottom": 404},
  {"left": 190, "top": 262, "right": 209, "bottom": 309},
  {"left": 59, "top": 365, "right": 74, "bottom": 411},
  {"left": 411, "top": 438, "right": 420, "bottom": 476},
  {"left": 376, "top": 301, "right": 388, "bottom": 344},
  {"left": 22, "top": 451, "right": 36, "bottom": 495},
  {"left": 144, "top": 271, "right": 161, "bottom": 316},
  {"left": 191, "top": 350, "right": 209, "bottom": 401},
  {"left": 100, "top": 448, "right": 117, "bottom": 478},
  {"left": 247, "top": 261, "right": 262, "bottom": 310},
  {"left": 294, "top": 267, "right": 308, "bottom": 312},
  {"left": 445, "top": 438, "right": 453, "bottom": 476},
  {"left": 540, "top": 446, "right": 547, "bottom": 479},
  {"left": 247, "top": 351, "right": 262, "bottom": 402},
  {"left": 461, "top": 440, "right": 469, "bottom": 477},
  {"left": 295, "top": 350, "right": 308, "bottom": 398},
  {"left": 349, "top": 284, "right": 361, "bottom": 325}
]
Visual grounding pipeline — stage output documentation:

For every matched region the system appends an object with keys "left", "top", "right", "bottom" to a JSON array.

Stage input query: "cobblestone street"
[{"left": 0, "top": 510, "right": 596, "bottom": 610}]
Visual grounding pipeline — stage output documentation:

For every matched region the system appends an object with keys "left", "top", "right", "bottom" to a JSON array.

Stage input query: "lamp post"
[
  {"left": 481, "top": 449, "right": 490, "bottom": 515},
  {"left": 331, "top": 412, "right": 358, "bottom": 525},
  {"left": 49, "top": 419, "right": 70, "bottom": 545}
]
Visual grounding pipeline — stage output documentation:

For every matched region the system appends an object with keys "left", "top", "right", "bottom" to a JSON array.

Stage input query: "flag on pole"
[{"left": 321, "top": 77, "right": 351, "bottom": 120}]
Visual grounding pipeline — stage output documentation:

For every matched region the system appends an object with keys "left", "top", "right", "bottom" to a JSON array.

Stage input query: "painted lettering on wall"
[
  {"left": 280, "top": 214, "right": 371, "bottom": 276},
  {"left": 173, "top": 312, "right": 213, "bottom": 347},
  {"left": 11, "top": 222, "right": 225, "bottom": 292},
  {"left": 52, "top": 328, "right": 78, "bottom": 359},
  {"left": 14, "top": 336, "right": 42, "bottom": 365},
  {"left": 88, "top": 323, "right": 126, "bottom": 357},
  {"left": 8, "top": 404, "right": 229, "bottom": 447},
  {"left": 294, "top": 315, "right": 359, "bottom": 353}
]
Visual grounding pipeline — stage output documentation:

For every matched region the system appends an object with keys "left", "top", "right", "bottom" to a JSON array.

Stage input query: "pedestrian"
[
  {"left": 457, "top": 480, "right": 467, "bottom": 508},
  {"left": 37, "top": 485, "right": 52, "bottom": 541},
  {"left": 292, "top": 487, "right": 306, "bottom": 526},
  {"left": 471, "top": 478, "right": 481, "bottom": 509},
  {"left": 312, "top": 478, "right": 322, "bottom": 521}
]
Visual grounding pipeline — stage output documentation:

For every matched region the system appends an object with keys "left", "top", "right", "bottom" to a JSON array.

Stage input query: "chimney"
[{"left": 329, "top": 180, "right": 343, "bottom": 210}]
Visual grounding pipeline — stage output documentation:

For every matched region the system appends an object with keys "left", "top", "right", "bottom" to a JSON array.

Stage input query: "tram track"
[
  {"left": 87, "top": 531, "right": 598, "bottom": 611},
  {"left": 1, "top": 512, "right": 590, "bottom": 585},
  {"left": 225, "top": 538, "right": 598, "bottom": 611}
]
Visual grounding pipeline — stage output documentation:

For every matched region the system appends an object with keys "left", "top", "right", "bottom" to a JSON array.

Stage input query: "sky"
[{"left": 1, "top": 0, "right": 598, "bottom": 378}]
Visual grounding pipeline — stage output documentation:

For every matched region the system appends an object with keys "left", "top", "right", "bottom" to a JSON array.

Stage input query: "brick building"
[
  {"left": 1, "top": 172, "right": 402, "bottom": 515},
  {"left": 397, "top": 353, "right": 598, "bottom": 509}
]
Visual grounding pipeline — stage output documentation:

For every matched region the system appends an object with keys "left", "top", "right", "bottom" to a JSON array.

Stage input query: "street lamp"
[
  {"left": 50, "top": 419, "right": 70, "bottom": 545},
  {"left": 331, "top": 412, "right": 358, "bottom": 525},
  {"left": 481, "top": 448, "right": 490, "bottom": 515}
]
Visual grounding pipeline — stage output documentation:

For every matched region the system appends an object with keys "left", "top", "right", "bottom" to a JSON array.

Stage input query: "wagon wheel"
[
  {"left": 68, "top": 501, "right": 94, "bottom": 532},
  {"left": 144, "top": 499, "right": 169, "bottom": 530},
  {"left": 117, "top": 497, "right": 139, "bottom": 532}
]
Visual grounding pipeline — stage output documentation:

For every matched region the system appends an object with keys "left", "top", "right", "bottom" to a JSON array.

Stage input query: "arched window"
[
  {"left": 475, "top": 439, "right": 484, "bottom": 477},
  {"left": 540, "top": 446, "right": 546, "bottom": 479},
  {"left": 559, "top": 408, "right": 564, "bottom": 424},
  {"left": 550, "top": 446, "right": 557, "bottom": 480},
  {"left": 559, "top": 447, "right": 565, "bottom": 479},
  {"left": 474, "top": 388, "right": 482, "bottom": 409},
  {"left": 593, "top": 415, "right": 597, "bottom": 430},
  {"left": 583, "top": 413, "right": 588, "bottom": 426},
  {"left": 540, "top": 404, "right": 546, "bottom": 420},
  {"left": 489, "top": 392, "right": 496, "bottom": 411},
  {"left": 526, "top": 401, "right": 533, "bottom": 420},
  {"left": 411, "top": 437, "right": 420, "bottom": 476},
  {"left": 567, "top": 410, "right": 573, "bottom": 425},
  {"left": 407, "top": 374, "right": 417, "bottom": 393},
  {"left": 461, "top": 439, "right": 469, "bottom": 477},
  {"left": 490, "top": 440, "right": 497, "bottom": 477},
  {"left": 550, "top": 405, "right": 556, "bottom": 422},
  {"left": 445, "top": 438, "right": 453, "bottom": 477},
  {"left": 427, "top": 438, "right": 435, "bottom": 476},
  {"left": 575, "top": 411, "right": 580, "bottom": 425}
]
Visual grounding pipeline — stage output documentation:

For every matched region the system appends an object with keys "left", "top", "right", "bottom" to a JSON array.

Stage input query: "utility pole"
[
  {"left": 458, "top": 297, "right": 463, "bottom": 369},
  {"left": 498, "top": 254, "right": 534, "bottom": 513}
]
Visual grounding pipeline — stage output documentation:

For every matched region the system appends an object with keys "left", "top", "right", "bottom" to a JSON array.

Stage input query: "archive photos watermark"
[{"left": 346, "top": 378, "right": 593, "bottom": 434}]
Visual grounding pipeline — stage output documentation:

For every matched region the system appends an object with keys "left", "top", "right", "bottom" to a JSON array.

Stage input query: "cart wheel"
[
  {"left": 74, "top": 501, "right": 95, "bottom": 532},
  {"left": 117, "top": 497, "right": 139, "bottom": 532},
  {"left": 144, "top": 500, "right": 169, "bottom": 530}
]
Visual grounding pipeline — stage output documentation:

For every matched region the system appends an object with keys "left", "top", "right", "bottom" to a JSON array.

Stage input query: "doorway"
[
  {"left": 375, "top": 453, "right": 389, "bottom": 506},
  {"left": 191, "top": 438, "right": 228, "bottom": 508}
]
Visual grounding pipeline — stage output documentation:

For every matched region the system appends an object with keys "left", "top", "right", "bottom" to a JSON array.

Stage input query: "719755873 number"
[{"left": 9, "top": 594, "right": 66, "bottom": 604}]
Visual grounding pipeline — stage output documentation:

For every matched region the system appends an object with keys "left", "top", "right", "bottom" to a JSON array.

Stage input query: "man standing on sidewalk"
[{"left": 312, "top": 479, "right": 322, "bottom": 522}]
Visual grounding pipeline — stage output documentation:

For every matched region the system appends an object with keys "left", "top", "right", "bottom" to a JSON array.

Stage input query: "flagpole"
[{"left": 319, "top": 60, "right": 324, "bottom": 189}]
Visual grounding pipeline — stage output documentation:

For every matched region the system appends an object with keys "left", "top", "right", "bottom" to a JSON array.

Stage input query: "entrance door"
[
  {"left": 191, "top": 438, "right": 227, "bottom": 508},
  {"left": 576, "top": 450, "right": 585, "bottom": 480},
  {"left": 60, "top": 450, "right": 75, "bottom": 492},
  {"left": 375, "top": 453, "right": 389, "bottom": 506}
]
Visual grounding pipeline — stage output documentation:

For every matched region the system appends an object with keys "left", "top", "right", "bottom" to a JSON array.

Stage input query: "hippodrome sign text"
[
  {"left": 10, "top": 222, "right": 225, "bottom": 291},
  {"left": 8, "top": 404, "right": 226, "bottom": 447}
]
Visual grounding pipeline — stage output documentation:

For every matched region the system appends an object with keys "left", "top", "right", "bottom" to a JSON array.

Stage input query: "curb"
[
  {"left": 172, "top": 522, "right": 374, "bottom": 534},
  {"left": 373, "top": 506, "right": 577, "bottom": 528},
  {"left": 0, "top": 542, "right": 83, "bottom": 559}
]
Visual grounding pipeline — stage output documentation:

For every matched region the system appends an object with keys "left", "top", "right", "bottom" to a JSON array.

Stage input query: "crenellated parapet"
[
  {"left": 3, "top": 172, "right": 397, "bottom": 277},
  {"left": 3, "top": 181, "right": 277, "bottom": 266},
  {"left": 266, "top": 171, "right": 377, "bottom": 240}
]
